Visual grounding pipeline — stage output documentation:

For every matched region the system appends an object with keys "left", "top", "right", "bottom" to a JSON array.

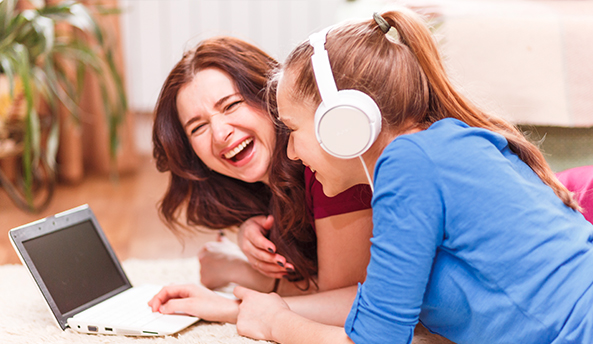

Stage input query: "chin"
[
  {"left": 317, "top": 174, "right": 345, "bottom": 197},
  {"left": 241, "top": 171, "right": 268, "bottom": 184},
  {"left": 320, "top": 184, "right": 341, "bottom": 198}
]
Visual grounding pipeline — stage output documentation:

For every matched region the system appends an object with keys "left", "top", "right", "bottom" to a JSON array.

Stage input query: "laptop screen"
[{"left": 22, "top": 219, "right": 128, "bottom": 315}]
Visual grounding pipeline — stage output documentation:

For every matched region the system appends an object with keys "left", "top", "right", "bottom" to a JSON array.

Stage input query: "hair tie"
[{"left": 373, "top": 12, "right": 401, "bottom": 43}]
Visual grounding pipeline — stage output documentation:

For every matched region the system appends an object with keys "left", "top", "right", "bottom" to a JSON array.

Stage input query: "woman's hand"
[
  {"left": 148, "top": 284, "right": 239, "bottom": 324},
  {"left": 233, "top": 286, "right": 290, "bottom": 341},
  {"left": 237, "top": 215, "right": 294, "bottom": 278}
]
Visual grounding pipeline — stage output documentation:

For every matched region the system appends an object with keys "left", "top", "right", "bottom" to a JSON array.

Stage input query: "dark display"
[{"left": 22, "top": 220, "right": 127, "bottom": 314}]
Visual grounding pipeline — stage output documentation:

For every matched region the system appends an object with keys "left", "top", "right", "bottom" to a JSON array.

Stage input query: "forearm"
[
  {"left": 271, "top": 308, "right": 354, "bottom": 344},
  {"left": 229, "top": 264, "right": 318, "bottom": 296},
  {"left": 284, "top": 285, "right": 358, "bottom": 326}
]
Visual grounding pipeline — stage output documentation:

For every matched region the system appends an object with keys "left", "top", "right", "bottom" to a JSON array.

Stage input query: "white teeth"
[{"left": 224, "top": 137, "right": 253, "bottom": 159}]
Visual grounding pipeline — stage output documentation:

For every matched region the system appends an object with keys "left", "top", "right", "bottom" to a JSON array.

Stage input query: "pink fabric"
[
  {"left": 304, "top": 167, "right": 372, "bottom": 227},
  {"left": 557, "top": 165, "right": 593, "bottom": 224}
]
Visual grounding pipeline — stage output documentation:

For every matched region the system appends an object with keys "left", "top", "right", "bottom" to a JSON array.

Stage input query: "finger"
[
  {"left": 251, "top": 262, "right": 288, "bottom": 279},
  {"left": 273, "top": 253, "right": 287, "bottom": 267},
  {"left": 263, "top": 215, "right": 274, "bottom": 230},
  {"left": 247, "top": 232, "right": 277, "bottom": 256},
  {"left": 158, "top": 298, "right": 195, "bottom": 316},
  {"left": 248, "top": 248, "right": 280, "bottom": 266},
  {"left": 233, "top": 285, "right": 249, "bottom": 300},
  {"left": 253, "top": 260, "right": 285, "bottom": 273},
  {"left": 148, "top": 285, "right": 192, "bottom": 312},
  {"left": 240, "top": 221, "right": 276, "bottom": 254}
]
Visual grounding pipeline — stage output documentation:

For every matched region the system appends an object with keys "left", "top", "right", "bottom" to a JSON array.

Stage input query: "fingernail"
[
  {"left": 277, "top": 261, "right": 284, "bottom": 267},
  {"left": 267, "top": 248, "right": 275, "bottom": 253},
  {"left": 286, "top": 267, "right": 294, "bottom": 273}
]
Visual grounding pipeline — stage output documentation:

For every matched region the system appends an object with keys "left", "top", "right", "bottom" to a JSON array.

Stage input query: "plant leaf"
[
  {"left": 31, "top": 15, "right": 54, "bottom": 55},
  {"left": 0, "top": 0, "right": 17, "bottom": 34}
]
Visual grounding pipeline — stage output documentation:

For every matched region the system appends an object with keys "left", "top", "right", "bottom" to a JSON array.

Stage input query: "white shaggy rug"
[{"left": 0, "top": 258, "right": 270, "bottom": 344}]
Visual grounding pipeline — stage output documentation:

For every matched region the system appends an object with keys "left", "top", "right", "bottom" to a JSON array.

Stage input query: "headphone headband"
[{"left": 309, "top": 27, "right": 338, "bottom": 105}]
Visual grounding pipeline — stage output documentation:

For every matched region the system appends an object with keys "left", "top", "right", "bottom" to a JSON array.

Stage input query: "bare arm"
[
  {"left": 234, "top": 286, "right": 354, "bottom": 344},
  {"left": 283, "top": 285, "right": 358, "bottom": 326},
  {"left": 272, "top": 209, "right": 373, "bottom": 318},
  {"left": 314, "top": 209, "right": 372, "bottom": 291},
  {"left": 235, "top": 286, "right": 454, "bottom": 344}
]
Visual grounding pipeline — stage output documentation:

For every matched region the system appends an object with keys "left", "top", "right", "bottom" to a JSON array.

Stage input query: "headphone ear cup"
[{"left": 315, "top": 89, "right": 381, "bottom": 159}]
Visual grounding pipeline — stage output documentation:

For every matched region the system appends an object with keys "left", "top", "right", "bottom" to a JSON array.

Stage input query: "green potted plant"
[{"left": 0, "top": 0, "right": 127, "bottom": 212}]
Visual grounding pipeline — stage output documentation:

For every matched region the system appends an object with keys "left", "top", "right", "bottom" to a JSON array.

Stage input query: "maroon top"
[
  {"left": 304, "top": 167, "right": 372, "bottom": 229},
  {"left": 557, "top": 165, "right": 593, "bottom": 225}
]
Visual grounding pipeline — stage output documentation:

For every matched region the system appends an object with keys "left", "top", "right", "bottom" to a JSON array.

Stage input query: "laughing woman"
[{"left": 232, "top": 9, "right": 593, "bottom": 344}]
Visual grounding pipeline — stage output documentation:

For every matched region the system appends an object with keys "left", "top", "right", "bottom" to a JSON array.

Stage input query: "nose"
[
  {"left": 286, "top": 136, "right": 298, "bottom": 161},
  {"left": 210, "top": 115, "right": 233, "bottom": 144}
]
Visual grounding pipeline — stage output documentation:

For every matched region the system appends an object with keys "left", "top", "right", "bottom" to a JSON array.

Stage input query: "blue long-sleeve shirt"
[{"left": 345, "top": 118, "right": 593, "bottom": 344}]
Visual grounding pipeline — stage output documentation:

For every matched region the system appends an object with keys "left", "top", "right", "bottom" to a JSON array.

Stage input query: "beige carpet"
[{"left": 0, "top": 258, "right": 269, "bottom": 344}]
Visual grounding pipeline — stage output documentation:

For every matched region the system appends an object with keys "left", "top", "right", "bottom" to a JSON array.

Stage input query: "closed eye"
[
  {"left": 190, "top": 123, "right": 206, "bottom": 135},
  {"left": 224, "top": 100, "right": 243, "bottom": 112}
]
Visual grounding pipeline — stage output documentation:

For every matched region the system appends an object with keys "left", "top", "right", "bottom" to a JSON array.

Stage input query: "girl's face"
[
  {"left": 276, "top": 73, "right": 366, "bottom": 197},
  {"left": 177, "top": 68, "right": 276, "bottom": 184}
]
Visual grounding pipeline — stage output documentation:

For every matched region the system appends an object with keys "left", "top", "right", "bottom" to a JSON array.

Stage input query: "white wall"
[{"left": 119, "top": 0, "right": 345, "bottom": 113}]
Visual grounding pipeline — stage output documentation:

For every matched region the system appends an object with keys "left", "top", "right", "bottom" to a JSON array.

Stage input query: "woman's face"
[
  {"left": 276, "top": 73, "right": 365, "bottom": 197},
  {"left": 177, "top": 68, "right": 276, "bottom": 184}
]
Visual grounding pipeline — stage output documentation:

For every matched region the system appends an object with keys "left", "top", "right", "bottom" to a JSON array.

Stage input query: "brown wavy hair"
[
  {"left": 152, "top": 36, "right": 317, "bottom": 283},
  {"left": 280, "top": 9, "right": 579, "bottom": 212}
]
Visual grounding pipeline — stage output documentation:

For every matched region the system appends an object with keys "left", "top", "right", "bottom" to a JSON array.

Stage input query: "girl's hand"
[
  {"left": 237, "top": 215, "right": 294, "bottom": 278},
  {"left": 233, "top": 286, "right": 290, "bottom": 341},
  {"left": 148, "top": 284, "right": 239, "bottom": 323}
]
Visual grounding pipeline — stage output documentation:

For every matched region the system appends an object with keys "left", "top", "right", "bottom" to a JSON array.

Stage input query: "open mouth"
[{"left": 223, "top": 137, "right": 254, "bottom": 162}]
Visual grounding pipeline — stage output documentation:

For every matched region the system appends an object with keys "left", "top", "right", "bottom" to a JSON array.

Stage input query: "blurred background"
[{"left": 1, "top": 0, "right": 592, "bottom": 265}]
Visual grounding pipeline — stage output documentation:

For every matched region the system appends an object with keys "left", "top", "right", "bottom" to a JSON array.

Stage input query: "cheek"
[
  {"left": 256, "top": 117, "right": 276, "bottom": 146},
  {"left": 300, "top": 141, "right": 320, "bottom": 163},
  {"left": 262, "top": 124, "right": 276, "bottom": 148},
  {"left": 189, "top": 136, "right": 213, "bottom": 163}
]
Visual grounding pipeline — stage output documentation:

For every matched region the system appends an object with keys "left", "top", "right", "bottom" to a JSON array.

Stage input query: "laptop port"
[
  {"left": 105, "top": 327, "right": 113, "bottom": 332},
  {"left": 87, "top": 326, "right": 98, "bottom": 332}
]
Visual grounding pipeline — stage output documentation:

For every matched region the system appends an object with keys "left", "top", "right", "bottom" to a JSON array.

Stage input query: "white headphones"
[{"left": 309, "top": 26, "right": 382, "bottom": 159}]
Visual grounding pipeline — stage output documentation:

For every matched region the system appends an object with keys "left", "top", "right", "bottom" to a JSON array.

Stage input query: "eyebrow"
[{"left": 183, "top": 92, "right": 241, "bottom": 130}]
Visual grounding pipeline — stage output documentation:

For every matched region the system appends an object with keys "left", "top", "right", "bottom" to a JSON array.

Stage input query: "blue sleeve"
[{"left": 345, "top": 139, "right": 445, "bottom": 344}]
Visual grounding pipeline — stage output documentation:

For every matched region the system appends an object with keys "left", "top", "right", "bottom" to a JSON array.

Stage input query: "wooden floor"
[{"left": 0, "top": 155, "right": 221, "bottom": 265}]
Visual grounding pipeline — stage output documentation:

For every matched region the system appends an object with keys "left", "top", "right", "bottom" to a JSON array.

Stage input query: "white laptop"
[{"left": 9, "top": 204, "right": 199, "bottom": 336}]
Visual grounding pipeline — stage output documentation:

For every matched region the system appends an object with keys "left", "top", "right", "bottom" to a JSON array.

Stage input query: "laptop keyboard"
[{"left": 74, "top": 285, "right": 164, "bottom": 328}]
